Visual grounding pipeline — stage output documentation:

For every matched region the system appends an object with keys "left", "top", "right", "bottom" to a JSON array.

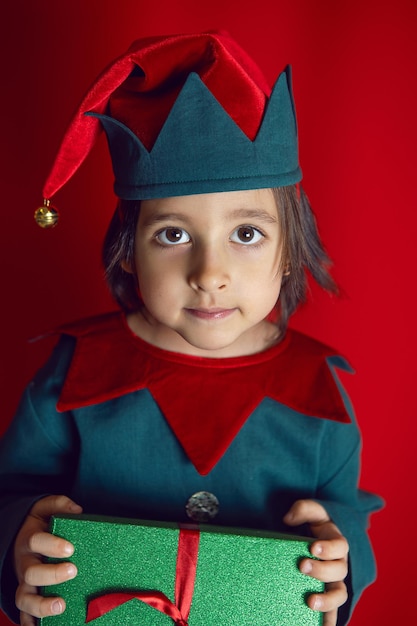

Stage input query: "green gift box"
[{"left": 40, "top": 514, "right": 324, "bottom": 625}]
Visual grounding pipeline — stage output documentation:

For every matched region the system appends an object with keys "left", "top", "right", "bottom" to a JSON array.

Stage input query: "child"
[{"left": 0, "top": 31, "right": 382, "bottom": 626}]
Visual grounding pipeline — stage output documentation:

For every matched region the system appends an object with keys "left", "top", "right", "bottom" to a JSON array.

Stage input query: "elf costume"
[{"left": 0, "top": 32, "right": 382, "bottom": 625}]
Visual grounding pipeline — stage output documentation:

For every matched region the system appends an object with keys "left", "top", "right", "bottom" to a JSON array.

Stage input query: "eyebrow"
[
  {"left": 141, "top": 213, "right": 192, "bottom": 227},
  {"left": 141, "top": 208, "right": 278, "bottom": 227},
  {"left": 228, "top": 208, "right": 278, "bottom": 223}
]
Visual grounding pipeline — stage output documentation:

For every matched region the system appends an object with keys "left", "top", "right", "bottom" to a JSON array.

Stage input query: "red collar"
[{"left": 57, "top": 312, "right": 352, "bottom": 474}]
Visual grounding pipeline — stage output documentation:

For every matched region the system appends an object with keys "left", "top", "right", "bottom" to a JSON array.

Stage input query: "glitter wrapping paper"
[{"left": 40, "top": 514, "right": 324, "bottom": 626}]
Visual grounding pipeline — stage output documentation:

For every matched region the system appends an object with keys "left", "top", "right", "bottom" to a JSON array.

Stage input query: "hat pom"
[{"left": 34, "top": 199, "right": 59, "bottom": 228}]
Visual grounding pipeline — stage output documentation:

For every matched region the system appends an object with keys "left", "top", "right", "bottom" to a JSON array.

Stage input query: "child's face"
[{"left": 130, "top": 188, "right": 284, "bottom": 356}]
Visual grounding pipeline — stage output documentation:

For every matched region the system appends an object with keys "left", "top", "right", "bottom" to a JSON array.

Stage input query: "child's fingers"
[
  {"left": 29, "top": 495, "right": 82, "bottom": 521},
  {"left": 307, "top": 580, "right": 348, "bottom": 615},
  {"left": 310, "top": 533, "right": 349, "bottom": 560},
  {"left": 16, "top": 582, "right": 66, "bottom": 619},
  {"left": 283, "top": 499, "right": 330, "bottom": 526},
  {"left": 23, "top": 559, "right": 77, "bottom": 587},
  {"left": 283, "top": 499, "right": 349, "bottom": 561},
  {"left": 14, "top": 494, "right": 81, "bottom": 579},
  {"left": 284, "top": 499, "right": 349, "bottom": 624},
  {"left": 27, "top": 531, "right": 75, "bottom": 559},
  {"left": 15, "top": 555, "right": 75, "bottom": 623},
  {"left": 15, "top": 530, "right": 75, "bottom": 584},
  {"left": 300, "top": 556, "right": 348, "bottom": 583}
]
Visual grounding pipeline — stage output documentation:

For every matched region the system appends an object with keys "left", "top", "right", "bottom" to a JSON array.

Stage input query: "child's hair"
[{"left": 102, "top": 184, "right": 337, "bottom": 334}]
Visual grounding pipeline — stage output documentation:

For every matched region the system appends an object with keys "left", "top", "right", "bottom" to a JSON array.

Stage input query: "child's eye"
[
  {"left": 156, "top": 227, "right": 191, "bottom": 245},
  {"left": 230, "top": 226, "right": 264, "bottom": 245}
]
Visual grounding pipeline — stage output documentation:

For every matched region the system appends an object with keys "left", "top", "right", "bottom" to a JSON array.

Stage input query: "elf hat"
[{"left": 35, "top": 31, "right": 302, "bottom": 227}]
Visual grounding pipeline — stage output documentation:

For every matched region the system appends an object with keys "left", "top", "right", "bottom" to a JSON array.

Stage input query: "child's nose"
[{"left": 188, "top": 245, "right": 230, "bottom": 292}]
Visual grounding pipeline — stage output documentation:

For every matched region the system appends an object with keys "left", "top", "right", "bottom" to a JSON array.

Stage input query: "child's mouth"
[{"left": 185, "top": 308, "right": 236, "bottom": 320}]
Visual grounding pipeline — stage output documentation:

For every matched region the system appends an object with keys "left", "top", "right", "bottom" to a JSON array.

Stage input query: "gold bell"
[{"left": 34, "top": 199, "right": 59, "bottom": 228}]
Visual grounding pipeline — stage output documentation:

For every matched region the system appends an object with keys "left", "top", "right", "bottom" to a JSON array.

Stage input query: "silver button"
[{"left": 185, "top": 491, "right": 219, "bottom": 522}]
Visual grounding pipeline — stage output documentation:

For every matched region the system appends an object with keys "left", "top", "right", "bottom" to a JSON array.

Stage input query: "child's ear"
[{"left": 121, "top": 259, "right": 135, "bottom": 274}]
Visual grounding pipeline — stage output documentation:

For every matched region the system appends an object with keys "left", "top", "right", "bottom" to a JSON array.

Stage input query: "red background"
[{"left": 1, "top": 1, "right": 416, "bottom": 624}]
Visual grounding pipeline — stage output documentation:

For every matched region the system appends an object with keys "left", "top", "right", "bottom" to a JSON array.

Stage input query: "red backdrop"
[{"left": 1, "top": 1, "right": 416, "bottom": 624}]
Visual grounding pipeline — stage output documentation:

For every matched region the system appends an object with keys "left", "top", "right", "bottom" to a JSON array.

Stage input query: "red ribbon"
[{"left": 85, "top": 527, "right": 200, "bottom": 625}]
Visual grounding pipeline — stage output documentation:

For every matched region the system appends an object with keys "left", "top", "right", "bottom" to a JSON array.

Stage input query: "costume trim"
[{"left": 56, "top": 312, "right": 353, "bottom": 474}]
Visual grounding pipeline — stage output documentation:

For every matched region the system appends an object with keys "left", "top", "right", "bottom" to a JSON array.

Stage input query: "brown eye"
[
  {"left": 156, "top": 228, "right": 191, "bottom": 245},
  {"left": 238, "top": 227, "right": 255, "bottom": 242},
  {"left": 230, "top": 226, "right": 263, "bottom": 245}
]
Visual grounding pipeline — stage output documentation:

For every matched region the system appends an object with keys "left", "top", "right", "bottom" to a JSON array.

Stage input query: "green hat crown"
[{"left": 86, "top": 66, "right": 301, "bottom": 200}]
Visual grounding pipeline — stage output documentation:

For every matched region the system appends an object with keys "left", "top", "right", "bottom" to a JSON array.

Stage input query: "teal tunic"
[{"left": 0, "top": 313, "right": 383, "bottom": 624}]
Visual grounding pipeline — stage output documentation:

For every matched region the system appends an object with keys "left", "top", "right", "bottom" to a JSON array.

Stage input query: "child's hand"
[
  {"left": 283, "top": 499, "right": 349, "bottom": 626},
  {"left": 13, "top": 495, "right": 83, "bottom": 626}
]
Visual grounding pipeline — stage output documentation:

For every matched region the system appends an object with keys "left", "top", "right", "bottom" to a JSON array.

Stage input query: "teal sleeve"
[
  {"left": 0, "top": 336, "right": 77, "bottom": 623},
  {"left": 315, "top": 357, "right": 384, "bottom": 624}
]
